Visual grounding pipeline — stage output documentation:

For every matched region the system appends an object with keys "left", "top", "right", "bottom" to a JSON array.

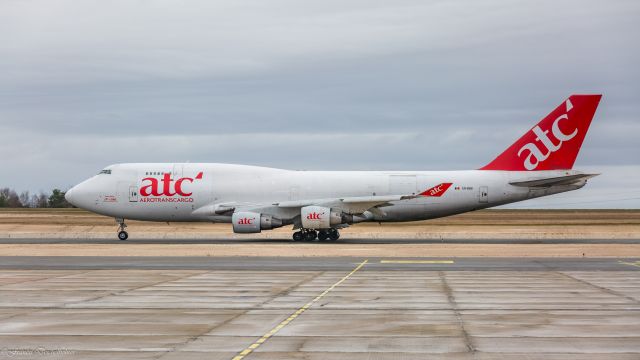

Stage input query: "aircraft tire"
[
  {"left": 318, "top": 230, "right": 329, "bottom": 241},
  {"left": 328, "top": 229, "right": 339, "bottom": 241},
  {"left": 292, "top": 231, "right": 303, "bottom": 241},
  {"left": 118, "top": 231, "right": 128, "bottom": 241},
  {"left": 305, "top": 230, "right": 317, "bottom": 241}
]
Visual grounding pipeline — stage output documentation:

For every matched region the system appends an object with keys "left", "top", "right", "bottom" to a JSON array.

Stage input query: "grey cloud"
[{"left": 0, "top": 0, "right": 638, "bottom": 208}]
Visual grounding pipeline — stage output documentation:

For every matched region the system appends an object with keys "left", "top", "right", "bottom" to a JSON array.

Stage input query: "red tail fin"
[{"left": 480, "top": 94, "right": 602, "bottom": 171}]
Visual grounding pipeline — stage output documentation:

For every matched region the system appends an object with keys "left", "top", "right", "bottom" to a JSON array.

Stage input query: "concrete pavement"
[{"left": 0, "top": 257, "right": 639, "bottom": 359}]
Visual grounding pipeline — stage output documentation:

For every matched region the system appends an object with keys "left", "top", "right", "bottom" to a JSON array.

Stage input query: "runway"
[
  {"left": 0, "top": 256, "right": 639, "bottom": 359},
  {"left": 2, "top": 237, "right": 640, "bottom": 244}
]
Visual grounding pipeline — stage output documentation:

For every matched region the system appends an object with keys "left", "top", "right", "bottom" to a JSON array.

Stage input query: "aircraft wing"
[
  {"left": 509, "top": 173, "right": 599, "bottom": 188},
  {"left": 192, "top": 194, "right": 417, "bottom": 226},
  {"left": 194, "top": 183, "right": 455, "bottom": 217}
]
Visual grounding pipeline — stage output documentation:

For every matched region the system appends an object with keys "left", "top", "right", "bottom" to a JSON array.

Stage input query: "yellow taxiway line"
[
  {"left": 380, "top": 260, "right": 455, "bottom": 264},
  {"left": 231, "top": 259, "right": 369, "bottom": 360},
  {"left": 619, "top": 260, "right": 640, "bottom": 268}
]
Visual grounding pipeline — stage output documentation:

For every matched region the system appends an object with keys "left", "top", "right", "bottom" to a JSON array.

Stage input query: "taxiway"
[{"left": 0, "top": 256, "right": 638, "bottom": 359}]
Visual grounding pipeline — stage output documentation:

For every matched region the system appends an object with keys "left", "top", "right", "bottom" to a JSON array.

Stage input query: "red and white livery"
[{"left": 65, "top": 95, "right": 602, "bottom": 241}]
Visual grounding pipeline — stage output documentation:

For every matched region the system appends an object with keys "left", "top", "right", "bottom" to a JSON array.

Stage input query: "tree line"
[{"left": 0, "top": 188, "right": 72, "bottom": 208}]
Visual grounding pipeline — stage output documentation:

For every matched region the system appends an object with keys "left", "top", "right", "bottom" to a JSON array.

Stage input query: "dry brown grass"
[{"left": 0, "top": 208, "right": 638, "bottom": 239}]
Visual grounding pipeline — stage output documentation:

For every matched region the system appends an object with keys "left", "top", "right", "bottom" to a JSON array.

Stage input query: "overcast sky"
[{"left": 1, "top": 0, "right": 638, "bottom": 208}]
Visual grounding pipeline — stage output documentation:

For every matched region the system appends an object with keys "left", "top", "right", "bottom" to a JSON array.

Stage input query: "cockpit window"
[{"left": 98, "top": 169, "right": 112, "bottom": 175}]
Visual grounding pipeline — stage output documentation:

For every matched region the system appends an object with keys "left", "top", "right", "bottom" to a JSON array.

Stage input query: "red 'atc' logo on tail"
[
  {"left": 480, "top": 94, "right": 601, "bottom": 171},
  {"left": 419, "top": 183, "right": 453, "bottom": 197}
]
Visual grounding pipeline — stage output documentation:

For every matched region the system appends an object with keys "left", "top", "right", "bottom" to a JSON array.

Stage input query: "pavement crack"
[
  {"left": 230, "top": 259, "right": 369, "bottom": 360},
  {"left": 556, "top": 271, "right": 640, "bottom": 304},
  {"left": 0, "top": 269, "right": 95, "bottom": 289},
  {"left": 61, "top": 270, "right": 210, "bottom": 307},
  {"left": 0, "top": 269, "right": 151, "bottom": 322},
  {"left": 438, "top": 271, "right": 476, "bottom": 353},
  {"left": 154, "top": 270, "right": 325, "bottom": 359}
]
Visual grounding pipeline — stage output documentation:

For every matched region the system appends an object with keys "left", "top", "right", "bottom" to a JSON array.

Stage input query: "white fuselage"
[
  {"left": 63, "top": 95, "right": 602, "bottom": 240},
  {"left": 65, "top": 163, "right": 586, "bottom": 224}
]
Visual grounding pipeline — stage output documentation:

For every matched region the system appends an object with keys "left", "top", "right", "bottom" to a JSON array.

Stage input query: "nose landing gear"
[{"left": 116, "top": 218, "right": 128, "bottom": 241}]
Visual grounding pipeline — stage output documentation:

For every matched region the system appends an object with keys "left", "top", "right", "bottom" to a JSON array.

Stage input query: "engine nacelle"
[
  {"left": 300, "top": 206, "right": 342, "bottom": 229},
  {"left": 232, "top": 212, "right": 283, "bottom": 233}
]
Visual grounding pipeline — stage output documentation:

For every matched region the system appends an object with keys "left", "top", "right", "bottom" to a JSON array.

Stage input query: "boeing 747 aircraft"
[{"left": 65, "top": 95, "right": 602, "bottom": 241}]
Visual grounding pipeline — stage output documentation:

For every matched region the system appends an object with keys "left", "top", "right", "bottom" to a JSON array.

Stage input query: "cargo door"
[
  {"left": 479, "top": 186, "right": 488, "bottom": 203},
  {"left": 389, "top": 175, "right": 417, "bottom": 195},
  {"left": 289, "top": 185, "right": 300, "bottom": 201},
  {"left": 128, "top": 185, "right": 138, "bottom": 202},
  {"left": 116, "top": 181, "right": 130, "bottom": 203},
  {"left": 172, "top": 163, "right": 183, "bottom": 178}
]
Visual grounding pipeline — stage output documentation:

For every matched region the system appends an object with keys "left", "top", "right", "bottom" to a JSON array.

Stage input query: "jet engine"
[
  {"left": 300, "top": 206, "right": 342, "bottom": 229},
  {"left": 232, "top": 212, "right": 283, "bottom": 233}
]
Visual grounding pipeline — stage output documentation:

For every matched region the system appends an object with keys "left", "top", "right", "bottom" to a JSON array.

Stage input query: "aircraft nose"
[
  {"left": 64, "top": 178, "right": 103, "bottom": 211},
  {"left": 64, "top": 186, "right": 78, "bottom": 206}
]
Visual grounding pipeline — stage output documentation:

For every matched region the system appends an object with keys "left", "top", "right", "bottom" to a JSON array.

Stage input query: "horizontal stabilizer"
[{"left": 509, "top": 174, "right": 599, "bottom": 187}]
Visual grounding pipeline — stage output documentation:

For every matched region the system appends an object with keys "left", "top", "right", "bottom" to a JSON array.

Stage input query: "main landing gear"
[
  {"left": 292, "top": 230, "right": 317, "bottom": 241},
  {"left": 116, "top": 218, "right": 128, "bottom": 241},
  {"left": 292, "top": 228, "right": 340, "bottom": 242}
]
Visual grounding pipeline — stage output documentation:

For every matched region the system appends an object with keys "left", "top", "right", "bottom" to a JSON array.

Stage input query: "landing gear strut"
[{"left": 116, "top": 218, "right": 128, "bottom": 241}]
